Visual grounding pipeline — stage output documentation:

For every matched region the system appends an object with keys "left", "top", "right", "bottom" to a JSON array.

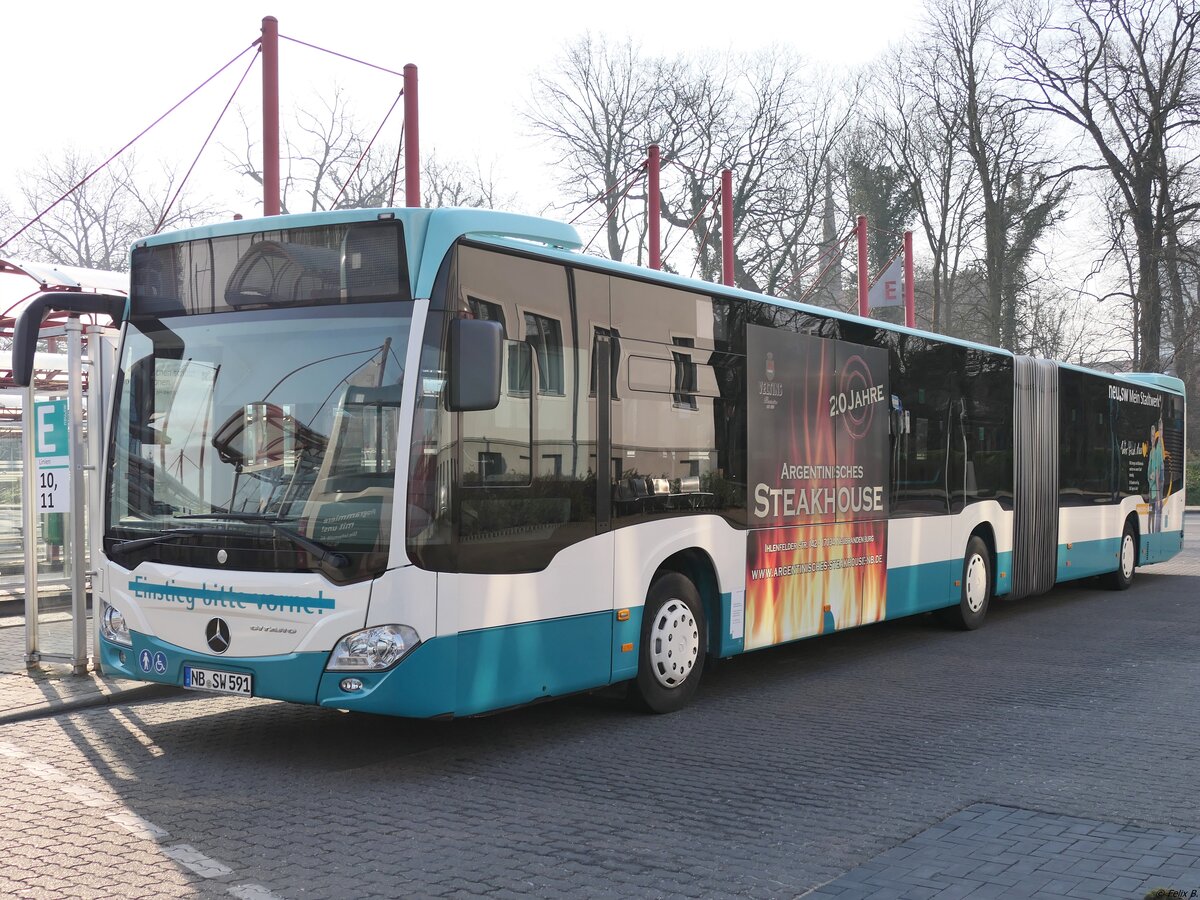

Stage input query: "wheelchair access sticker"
[{"left": 138, "top": 649, "right": 168, "bottom": 675}]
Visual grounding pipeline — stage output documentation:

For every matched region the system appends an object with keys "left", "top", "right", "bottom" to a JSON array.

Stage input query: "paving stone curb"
[{"left": 0, "top": 681, "right": 180, "bottom": 725}]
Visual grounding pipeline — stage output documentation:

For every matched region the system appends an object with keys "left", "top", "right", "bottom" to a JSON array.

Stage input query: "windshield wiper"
[
  {"left": 109, "top": 527, "right": 230, "bottom": 556},
  {"left": 174, "top": 512, "right": 349, "bottom": 569},
  {"left": 175, "top": 511, "right": 286, "bottom": 522}
]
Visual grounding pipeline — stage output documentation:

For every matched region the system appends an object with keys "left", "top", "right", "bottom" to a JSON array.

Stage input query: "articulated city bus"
[{"left": 25, "top": 208, "right": 1183, "bottom": 716}]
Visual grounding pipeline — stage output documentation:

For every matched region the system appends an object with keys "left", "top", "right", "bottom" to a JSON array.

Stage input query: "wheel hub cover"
[
  {"left": 649, "top": 598, "right": 698, "bottom": 689},
  {"left": 965, "top": 554, "right": 987, "bottom": 613}
]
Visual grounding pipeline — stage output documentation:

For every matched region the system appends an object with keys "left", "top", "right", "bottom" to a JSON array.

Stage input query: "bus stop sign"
[{"left": 34, "top": 399, "right": 71, "bottom": 513}]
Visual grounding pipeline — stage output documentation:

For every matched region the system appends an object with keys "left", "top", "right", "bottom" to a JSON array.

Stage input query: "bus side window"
[
  {"left": 462, "top": 340, "right": 532, "bottom": 487},
  {"left": 451, "top": 245, "right": 601, "bottom": 573},
  {"left": 955, "top": 349, "right": 1014, "bottom": 512},
  {"left": 888, "top": 335, "right": 952, "bottom": 517},
  {"left": 1061, "top": 369, "right": 1117, "bottom": 506},
  {"left": 610, "top": 274, "right": 745, "bottom": 526}
]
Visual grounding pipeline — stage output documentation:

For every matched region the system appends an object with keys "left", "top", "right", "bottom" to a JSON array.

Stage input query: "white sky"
[{"left": 1, "top": 0, "right": 925, "bottom": 224}]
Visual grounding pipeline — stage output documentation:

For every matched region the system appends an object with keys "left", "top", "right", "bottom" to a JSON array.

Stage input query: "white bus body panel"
[{"left": 106, "top": 560, "right": 371, "bottom": 657}]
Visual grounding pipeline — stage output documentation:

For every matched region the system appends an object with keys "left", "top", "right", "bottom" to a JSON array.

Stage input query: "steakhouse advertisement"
[{"left": 745, "top": 325, "right": 890, "bottom": 650}]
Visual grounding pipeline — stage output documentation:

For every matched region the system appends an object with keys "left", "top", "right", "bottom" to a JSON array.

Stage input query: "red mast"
[
  {"left": 721, "top": 168, "right": 734, "bottom": 287},
  {"left": 261, "top": 16, "right": 280, "bottom": 216},
  {"left": 857, "top": 215, "right": 869, "bottom": 317},
  {"left": 904, "top": 230, "right": 915, "bottom": 328},
  {"left": 404, "top": 64, "right": 421, "bottom": 207}
]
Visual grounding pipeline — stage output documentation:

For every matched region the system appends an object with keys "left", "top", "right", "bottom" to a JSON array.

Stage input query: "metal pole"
[
  {"left": 857, "top": 215, "right": 869, "bottom": 318},
  {"left": 904, "top": 230, "right": 915, "bottom": 328},
  {"left": 85, "top": 324, "right": 106, "bottom": 673},
  {"left": 721, "top": 168, "right": 734, "bottom": 287},
  {"left": 67, "top": 319, "right": 88, "bottom": 674},
  {"left": 22, "top": 382, "right": 39, "bottom": 666},
  {"left": 404, "top": 64, "right": 421, "bottom": 208},
  {"left": 648, "top": 145, "right": 661, "bottom": 270},
  {"left": 262, "top": 16, "right": 281, "bottom": 217}
]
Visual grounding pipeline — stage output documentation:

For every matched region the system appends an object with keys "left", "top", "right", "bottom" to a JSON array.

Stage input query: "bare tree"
[
  {"left": 845, "top": 130, "right": 916, "bottom": 277},
  {"left": 422, "top": 152, "right": 511, "bottom": 210},
  {"left": 653, "top": 50, "right": 859, "bottom": 300},
  {"left": 866, "top": 43, "right": 981, "bottom": 333},
  {"left": 928, "top": 0, "right": 1070, "bottom": 350},
  {"left": 230, "top": 89, "right": 505, "bottom": 214},
  {"left": 229, "top": 89, "right": 393, "bottom": 212},
  {"left": 526, "top": 37, "right": 860, "bottom": 297},
  {"left": 4, "top": 150, "right": 213, "bottom": 271},
  {"left": 0, "top": 195, "right": 17, "bottom": 240},
  {"left": 526, "top": 35, "right": 658, "bottom": 263},
  {"left": 1006, "top": 0, "right": 1200, "bottom": 373}
]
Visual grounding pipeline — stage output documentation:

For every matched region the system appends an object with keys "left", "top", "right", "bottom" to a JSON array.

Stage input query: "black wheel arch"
[
  {"left": 651, "top": 548, "right": 721, "bottom": 657},
  {"left": 1123, "top": 512, "right": 1141, "bottom": 567},
  {"left": 968, "top": 522, "right": 999, "bottom": 594}
]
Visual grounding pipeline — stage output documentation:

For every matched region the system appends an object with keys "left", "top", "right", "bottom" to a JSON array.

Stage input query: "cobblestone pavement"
[
  {"left": 0, "top": 611, "right": 175, "bottom": 723},
  {"left": 808, "top": 804, "right": 1200, "bottom": 899},
  {"left": 0, "top": 529, "right": 1197, "bottom": 898}
]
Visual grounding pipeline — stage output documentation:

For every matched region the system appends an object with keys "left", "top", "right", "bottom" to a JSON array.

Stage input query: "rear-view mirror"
[{"left": 447, "top": 318, "right": 503, "bottom": 412}]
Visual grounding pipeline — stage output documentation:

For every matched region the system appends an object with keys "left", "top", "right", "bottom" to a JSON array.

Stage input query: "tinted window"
[
  {"left": 1110, "top": 379, "right": 1180, "bottom": 506},
  {"left": 955, "top": 350, "right": 1014, "bottom": 511},
  {"left": 887, "top": 334, "right": 953, "bottom": 516},
  {"left": 467, "top": 295, "right": 506, "bottom": 331},
  {"left": 130, "top": 220, "right": 410, "bottom": 317},
  {"left": 406, "top": 244, "right": 607, "bottom": 573},
  {"left": 589, "top": 326, "right": 621, "bottom": 400},
  {"left": 1059, "top": 369, "right": 1116, "bottom": 505},
  {"left": 1163, "top": 392, "right": 1185, "bottom": 497},
  {"left": 522, "top": 312, "right": 564, "bottom": 395},
  {"left": 610, "top": 275, "right": 746, "bottom": 526},
  {"left": 672, "top": 337, "right": 698, "bottom": 409},
  {"left": 110, "top": 303, "right": 412, "bottom": 584}
]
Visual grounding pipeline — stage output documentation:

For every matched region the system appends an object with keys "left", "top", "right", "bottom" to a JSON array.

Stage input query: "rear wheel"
[
  {"left": 1104, "top": 521, "right": 1137, "bottom": 591},
  {"left": 631, "top": 572, "right": 707, "bottom": 714},
  {"left": 937, "top": 535, "right": 991, "bottom": 630}
]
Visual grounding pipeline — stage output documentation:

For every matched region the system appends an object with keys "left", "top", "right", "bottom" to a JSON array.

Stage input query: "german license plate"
[{"left": 183, "top": 666, "right": 252, "bottom": 696}]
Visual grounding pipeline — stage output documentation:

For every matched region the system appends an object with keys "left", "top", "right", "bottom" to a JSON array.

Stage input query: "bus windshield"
[{"left": 107, "top": 302, "right": 412, "bottom": 582}]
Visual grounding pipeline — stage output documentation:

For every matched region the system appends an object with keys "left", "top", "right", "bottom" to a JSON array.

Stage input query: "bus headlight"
[
  {"left": 100, "top": 601, "right": 132, "bottom": 647},
  {"left": 327, "top": 625, "right": 420, "bottom": 671}
]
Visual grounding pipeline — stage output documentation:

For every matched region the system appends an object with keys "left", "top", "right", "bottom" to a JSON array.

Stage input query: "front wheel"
[
  {"left": 1104, "top": 522, "right": 1137, "bottom": 591},
  {"left": 937, "top": 535, "right": 991, "bottom": 630},
  {"left": 630, "top": 572, "right": 707, "bottom": 714}
]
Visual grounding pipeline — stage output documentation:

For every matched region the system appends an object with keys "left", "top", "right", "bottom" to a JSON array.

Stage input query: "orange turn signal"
[
  {"left": 621, "top": 642, "right": 633, "bottom": 653},
  {"left": 616, "top": 609, "right": 630, "bottom": 622}
]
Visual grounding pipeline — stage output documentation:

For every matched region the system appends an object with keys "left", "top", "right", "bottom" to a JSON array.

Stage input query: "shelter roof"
[{"left": 0, "top": 257, "right": 127, "bottom": 390}]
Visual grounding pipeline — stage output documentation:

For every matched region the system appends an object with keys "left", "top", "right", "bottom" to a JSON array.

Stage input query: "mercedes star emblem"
[
  {"left": 217, "top": 549, "right": 228, "bottom": 565},
  {"left": 205, "top": 618, "right": 231, "bottom": 654}
]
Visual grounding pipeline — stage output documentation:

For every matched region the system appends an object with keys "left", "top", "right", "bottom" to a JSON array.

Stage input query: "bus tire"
[
  {"left": 937, "top": 535, "right": 991, "bottom": 630},
  {"left": 1104, "top": 521, "right": 1137, "bottom": 591},
  {"left": 631, "top": 572, "right": 707, "bottom": 714}
]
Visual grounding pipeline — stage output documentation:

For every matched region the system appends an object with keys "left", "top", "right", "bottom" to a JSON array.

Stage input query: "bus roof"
[{"left": 138, "top": 208, "right": 1183, "bottom": 396}]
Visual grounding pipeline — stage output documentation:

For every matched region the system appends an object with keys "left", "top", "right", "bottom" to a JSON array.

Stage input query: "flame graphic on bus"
[
  {"left": 745, "top": 521, "right": 887, "bottom": 649},
  {"left": 784, "top": 340, "right": 838, "bottom": 525}
]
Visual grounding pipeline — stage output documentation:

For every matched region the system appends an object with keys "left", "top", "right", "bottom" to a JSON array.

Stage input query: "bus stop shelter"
[{"left": 1, "top": 257, "right": 124, "bottom": 672}]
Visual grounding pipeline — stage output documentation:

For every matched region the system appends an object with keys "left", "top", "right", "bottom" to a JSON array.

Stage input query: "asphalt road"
[{"left": 1, "top": 527, "right": 1197, "bottom": 899}]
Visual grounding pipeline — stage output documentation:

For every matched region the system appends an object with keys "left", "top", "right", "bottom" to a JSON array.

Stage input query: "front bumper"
[{"left": 100, "top": 631, "right": 455, "bottom": 717}]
